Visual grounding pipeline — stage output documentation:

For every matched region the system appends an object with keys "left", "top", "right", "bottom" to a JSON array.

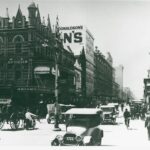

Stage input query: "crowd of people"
[{"left": 120, "top": 102, "right": 150, "bottom": 140}]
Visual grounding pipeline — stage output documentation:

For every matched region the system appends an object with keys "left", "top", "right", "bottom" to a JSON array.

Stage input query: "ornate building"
[{"left": 0, "top": 3, "right": 75, "bottom": 113}]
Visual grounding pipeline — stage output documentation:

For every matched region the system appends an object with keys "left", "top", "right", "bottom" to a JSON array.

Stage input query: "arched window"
[
  {"left": 0, "top": 37, "right": 3, "bottom": 51},
  {"left": 0, "top": 40, "right": 2, "bottom": 51},
  {"left": 13, "top": 35, "right": 24, "bottom": 54},
  {"left": 15, "top": 37, "right": 22, "bottom": 53}
]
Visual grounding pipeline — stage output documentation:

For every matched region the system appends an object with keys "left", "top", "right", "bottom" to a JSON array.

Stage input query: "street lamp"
[
  {"left": 42, "top": 39, "right": 61, "bottom": 131},
  {"left": 53, "top": 41, "right": 61, "bottom": 131}
]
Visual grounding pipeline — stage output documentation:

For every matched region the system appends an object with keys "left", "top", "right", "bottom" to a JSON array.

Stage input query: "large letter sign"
[
  {"left": 74, "top": 32, "right": 82, "bottom": 43},
  {"left": 60, "top": 26, "right": 85, "bottom": 55},
  {"left": 64, "top": 33, "right": 72, "bottom": 43},
  {"left": 64, "top": 31, "right": 82, "bottom": 43}
]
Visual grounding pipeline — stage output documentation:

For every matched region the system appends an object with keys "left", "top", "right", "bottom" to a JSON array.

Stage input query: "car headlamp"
[
  {"left": 56, "top": 135, "right": 63, "bottom": 141},
  {"left": 83, "top": 136, "right": 92, "bottom": 144},
  {"left": 76, "top": 136, "right": 82, "bottom": 142}
]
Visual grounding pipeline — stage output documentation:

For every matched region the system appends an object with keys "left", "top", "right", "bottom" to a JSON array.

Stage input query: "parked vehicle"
[
  {"left": 100, "top": 105, "right": 117, "bottom": 124},
  {"left": 46, "top": 103, "right": 75, "bottom": 124},
  {"left": 51, "top": 108, "right": 104, "bottom": 146},
  {"left": 108, "top": 103, "right": 119, "bottom": 111}
]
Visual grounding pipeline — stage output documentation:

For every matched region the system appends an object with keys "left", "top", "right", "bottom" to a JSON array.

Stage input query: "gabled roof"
[
  {"left": 16, "top": 5, "right": 23, "bottom": 19},
  {"left": 47, "top": 14, "right": 52, "bottom": 32}
]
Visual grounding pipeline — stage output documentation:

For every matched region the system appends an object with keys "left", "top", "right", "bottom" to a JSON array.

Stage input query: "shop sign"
[
  {"left": 17, "top": 87, "right": 51, "bottom": 93},
  {"left": 8, "top": 58, "right": 28, "bottom": 64}
]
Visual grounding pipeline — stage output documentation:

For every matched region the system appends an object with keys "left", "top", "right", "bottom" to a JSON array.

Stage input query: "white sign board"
[{"left": 59, "top": 26, "right": 86, "bottom": 55}]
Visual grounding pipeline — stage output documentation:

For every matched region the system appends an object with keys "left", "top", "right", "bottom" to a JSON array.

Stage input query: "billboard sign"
[{"left": 59, "top": 25, "right": 85, "bottom": 55}]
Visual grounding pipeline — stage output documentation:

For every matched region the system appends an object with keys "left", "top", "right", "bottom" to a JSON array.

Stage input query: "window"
[
  {"left": 13, "top": 36, "right": 24, "bottom": 54},
  {"left": 15, "top": 37, "right": 21, "bottom": 53},
  {"left": 15, "top": 70, "right": 21, "bottom": 80},
  {"left": 0, "top": 37, "right": 3, "bottom": 52}
]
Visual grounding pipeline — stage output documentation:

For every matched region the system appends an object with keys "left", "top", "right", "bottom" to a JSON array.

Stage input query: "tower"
[{"left": 28, "top": 2, "right": 37, "bottom": 27}]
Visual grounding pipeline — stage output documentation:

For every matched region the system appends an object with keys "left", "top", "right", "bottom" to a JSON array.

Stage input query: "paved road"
[{"left": 0, "top": 114, "right": 150, "bottom": 149}]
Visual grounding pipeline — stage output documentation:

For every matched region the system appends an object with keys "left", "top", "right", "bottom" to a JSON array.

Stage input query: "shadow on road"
[
  {"left": 101, "top": 144, "right": 116, "bottom": 146},
  {"left": 0, "top": 127, "right": 39, "bottom": 131},
  {"left": 127, "top": 127, "right": 138, "bottom": 130},
  {"left": 0, "top": 128, "right": 24, "bottom": 131}
]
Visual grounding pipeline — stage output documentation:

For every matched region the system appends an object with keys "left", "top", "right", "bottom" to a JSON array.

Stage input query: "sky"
[{"left": 1, "top": 0, "right": 150, "bottom": 99}]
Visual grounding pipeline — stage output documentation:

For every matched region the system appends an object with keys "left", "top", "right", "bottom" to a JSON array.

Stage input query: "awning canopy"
[
  {"left": 0, "top": 98, "right": 11, "bottom": 104},
  {"left": 34, "top": 66, "right": 50, "bottom": 74},
  {"left": 64, "top": 108, "right": 102, "bottom": 115}
]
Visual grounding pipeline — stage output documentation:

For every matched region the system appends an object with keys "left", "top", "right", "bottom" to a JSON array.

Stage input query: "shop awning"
[
  {"left": 34, "top": 66, "right": 50, "bottom": 74},
  {"left": 0, "top": 98, "right": 11, "bottom": 104}
]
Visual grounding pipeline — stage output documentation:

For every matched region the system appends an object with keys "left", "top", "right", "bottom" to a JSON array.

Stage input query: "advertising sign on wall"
[{"left": 59, "top": 25, "right": 86, "bottom": 55}]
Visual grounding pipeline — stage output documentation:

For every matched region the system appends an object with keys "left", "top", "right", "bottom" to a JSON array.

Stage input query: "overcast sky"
[{"left": 1, "top": 0, "right": 150, "bottom": 99}]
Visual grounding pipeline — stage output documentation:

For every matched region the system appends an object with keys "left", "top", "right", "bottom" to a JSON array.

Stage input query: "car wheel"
[
  {"left": 51, "top": 139, "right": 59, "bottom": 146},
  {"left": 78, "top": 141, "right": 84, "bottom": 146},
  {"left": 0, "top": 120, "right": 4, "bottom": 129},
  {"left": 88, "top": 138, "right": 95, "bottom": 146},
  {"left": 47, "top": 119, "right": 51, "bottom": 124},
  {"left": 98, "top": 138, "right": 102, "bottom": 146}
]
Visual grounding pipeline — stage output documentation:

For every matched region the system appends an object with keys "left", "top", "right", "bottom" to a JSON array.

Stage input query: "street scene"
[
  {"left": 1, "top": 0, "right": 150, "bottom": 149},
  {"left": 0, "top": 105, "right": 150, "bottom": 148}
]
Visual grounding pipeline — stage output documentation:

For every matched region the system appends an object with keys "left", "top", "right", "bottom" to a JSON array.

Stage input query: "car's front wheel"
[
  {"left": 98, "top": 138, "right": 102, "bottom": 146},
  {"left": 85, "top": 138, "right": 95, "bottom": 146},
  {"left": 51, "top": 139, "right": 60, "bottom": 146},
  {"left": 47, "top": 118, "right": 51, "bottom": 124}
]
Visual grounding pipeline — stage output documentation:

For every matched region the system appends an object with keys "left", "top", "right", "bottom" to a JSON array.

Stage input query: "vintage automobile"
[
  {"left": 100, "top": 105, "right": 117, "bottom": 124},
  {"left": 51, "top": 108, "right": 104, "bottom": 146},
  {"left": 107, "top": 103, "right": 119, "bottom": 115},
  {"left": 46, "top": 103, "right": 75, "bottom": 124}
]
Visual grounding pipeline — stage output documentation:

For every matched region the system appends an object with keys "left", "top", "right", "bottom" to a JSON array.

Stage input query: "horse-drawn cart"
[
  {"left": 0, "top": 112, "right": 21, "bottom": 130},
  {"left": 0, "top": 99, "right": 24, "bottom": 130}
]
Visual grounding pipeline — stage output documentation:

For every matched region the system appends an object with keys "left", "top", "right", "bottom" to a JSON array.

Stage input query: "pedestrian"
[
  {"left": 123, "top": 108, "right": 131, "bottom": 128},
  {"left": 121, "top": 103, "right": 124, "bottom": 112},
  {"left": 25, "top": 108, "right": 38, "bottom": 126},
  {"left": 145, "top": 112, "right": 150, "bottom": 140}
]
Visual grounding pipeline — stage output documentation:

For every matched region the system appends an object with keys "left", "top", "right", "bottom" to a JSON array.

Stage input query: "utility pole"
[{"left": 53, "top": 42, "right": 61, "bottom": 131}]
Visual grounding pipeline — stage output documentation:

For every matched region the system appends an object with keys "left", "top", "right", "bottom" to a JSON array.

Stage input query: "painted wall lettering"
[{"left": 63, "top": 31, "right": 83, "bottom": 43}]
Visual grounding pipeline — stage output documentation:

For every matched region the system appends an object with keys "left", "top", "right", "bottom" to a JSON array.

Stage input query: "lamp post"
[{"left": 53, "top": 42, "right": 61, "bottom": 131}]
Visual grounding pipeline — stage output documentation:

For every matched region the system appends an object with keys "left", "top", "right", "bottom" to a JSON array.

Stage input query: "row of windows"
[
  {"left": 0, "top": 36, "right": 25, "bottom": 54},
  {"left": 95, "top": 64, "right": 112, "bottom": 76},
  {"left": 0, "top": 71, "right": 23, "bottom": 80},
  {"left": 0, "top": 35, "right": 24, "bottom": 43}
]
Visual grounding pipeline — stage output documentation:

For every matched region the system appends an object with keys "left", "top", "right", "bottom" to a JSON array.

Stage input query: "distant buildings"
[
  {"left": 114, "top": 65, "right": 124, "bottom": 102},
  {"left": 123, "top": 87, "right": 135, "bottom": 103},
  {"left": 144, "top": 69, "right": 150, "bottom": 105}
]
